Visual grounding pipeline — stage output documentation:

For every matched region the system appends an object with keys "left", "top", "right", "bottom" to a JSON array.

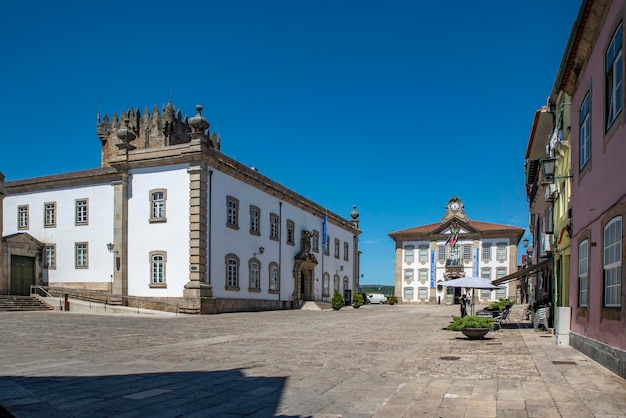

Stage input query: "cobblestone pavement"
[{"left": 0, "top": 303, "right": 625, "bottom": 417}]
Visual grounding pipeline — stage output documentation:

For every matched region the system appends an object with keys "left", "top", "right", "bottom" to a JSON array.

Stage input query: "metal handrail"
[{"left": 30, "top": 285, "right": 63, "bottom": 310}]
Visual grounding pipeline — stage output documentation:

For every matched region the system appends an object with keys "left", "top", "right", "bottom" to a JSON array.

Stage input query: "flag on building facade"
[{"left": 322, "top": 215, "right": 328, "bottom": 249}]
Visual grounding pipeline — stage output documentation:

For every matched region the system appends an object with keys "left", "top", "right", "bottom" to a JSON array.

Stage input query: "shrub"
[
  {"left": 447, "top": 315, "right": 494, "bottom": 331},
  {"left": 331, "top": 291, "right": 344, "bottom": 308},
  {"left": 352, "top": 293, "right": 364, "bottom": 307},
  {"left": 388, "top": 295, "right": 398, "bottom": 305},
  {"left": 489, "top": 299, "right": 515, "bottom": 312}
]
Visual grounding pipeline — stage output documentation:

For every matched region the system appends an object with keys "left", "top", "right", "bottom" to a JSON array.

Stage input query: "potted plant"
[
  {"left": 352, "top": 293, "right": 364, "bottom": 308},
  {"left": 331, "top": 291, "right": 344, "bottom": 310},
  {"left": 388, "top": 295, "right": 398, "bottom": 305},
  {"left": 447, "top": 315, "right": 494, "bottom": 339}
]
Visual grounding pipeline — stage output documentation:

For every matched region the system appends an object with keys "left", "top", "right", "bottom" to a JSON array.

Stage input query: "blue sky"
[{"left": 1, "top": 1, "right": 579, "bottom": 285}]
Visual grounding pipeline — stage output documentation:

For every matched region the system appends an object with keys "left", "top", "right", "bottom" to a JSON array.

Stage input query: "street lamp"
[{"left": 541, "top": 158, "right": 572, "bottom": 184}]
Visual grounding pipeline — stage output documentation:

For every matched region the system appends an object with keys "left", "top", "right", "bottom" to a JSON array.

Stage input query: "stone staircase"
[
  {"left": 300, "top": 301, "right": 332, "bottom": 311},
  {"left": 0, "top": 296, "right": 54, "bottom": 312}
]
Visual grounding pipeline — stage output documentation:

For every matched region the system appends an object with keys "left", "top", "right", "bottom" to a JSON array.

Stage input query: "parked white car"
[{"left": 368, "top": 293, "right": 386, "bottom": 304}]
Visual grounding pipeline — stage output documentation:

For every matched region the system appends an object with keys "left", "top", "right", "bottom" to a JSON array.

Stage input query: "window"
[
  {"left": 404, "top": 287, "right": 414, "bottom": 300},
  {"left": 343, "top": 242, "right": 349, "bottom": 261},
  {"left": 405, "top": 245, "right": 414, "bottom": 263},
  {"left": 496, "top": 288, "right": 506, "bottom": 299},
  {"left": 45, "top": 244, "right": 56, "bottom": 269},
  {"left": 334, "top": 238, "right": 340, "bottom": 259},
  {"left": 75, "top": 242, "right": 88, "bottom": 269},
  {"left": 324, "top": 235, "right": 330, "bottom": 256},
  {"left": 150, "top": 251, "right": 167, "bottom": 287},
  {"left": 496, "top": 267, "right": 507, "bottom": 279},
  {"left": 249, "top": 260, "right": 261, "bottom": 291},
  {"left": 404, "top": 269, "right": 414, "bottom": 282},
  {"left": 343, "top": 277, "right": 349, "bottom": 294},
  {"left": 269, "top": 262, "right": 280, "bottom": 293},
  {"left": 580, "top": 92, "right": 591, "bottom": 169},
  {"left": 418, "top": 287, "right": 428, "bottom": 300},
  {"left": 481, "top": 289, "right": 492, "bottom": 299},
  {"left": 603, "top": 216, "right": 622, "bottom": 307},
  {"left": 437, "top": 245, "right": 446, "bottom": 261},
  {"left": 225, "top": 254, "right": 239, "bottom": 290},
  {"left": 334, "top": 275, "right": 340, "bottom": 292},
  {"left": 18, "top": 205, "right": 28, "bottom": 230},
  {"left": 150, "top": 189, "right": 167, "bottom": 222},
  {"left": 606, "top": 22, "right": 623, "bottom": 130},
  {"left": 286, "top": 220, "right": 295, "bottom": 245},
  {"left": 482, "top": 243, "right": 492, "bottom": 260},
  {"left": 463, "top": 245, "right": 471, "bottom": 261},
  {"left": 496, "top": 243, "right": 507, "bottom": 261},
  {"left": 270, "top": 213, "right": 279, "bottom": 240},
  {"left": 578, "top": 239, "right": 589, "bottom": 308},
  {"left": 226, "top": 197, "right": 239, "bottom": 229},
  {"left": 322, "top": 272, "right": 330, "bottom": 296},
  {"left": 250, "top": 206, "right": 260, "bottom": 235},
  {"left": 312, "top": 230, "right": 320, "bottom": 253},
  {"left": 418, "top": 269, "right": 428, "bottom": 283},
  {"left": 44, "top": 202, "right": 56, "bottom": 228},
  {"left": 418, "top": 246, "right": 428, "bottom": 263},
  {"left": 75, "top": 199, "right": 88, "bottom": 225}
]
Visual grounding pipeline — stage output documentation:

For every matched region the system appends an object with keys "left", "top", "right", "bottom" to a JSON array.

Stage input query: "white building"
[
  {"left": 389, "top": 197, "right": 523, "bottom": 304},
  {"left": 0, "top": 103, "right": 361, "bottom": 313}
]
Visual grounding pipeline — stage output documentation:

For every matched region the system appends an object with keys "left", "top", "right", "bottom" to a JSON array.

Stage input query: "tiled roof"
[
  {"left": 390, "top": 220, "right": 524, "bottom": 236},
  {"left": 6, "top": 167, "right": 119, "bottom": 187}
]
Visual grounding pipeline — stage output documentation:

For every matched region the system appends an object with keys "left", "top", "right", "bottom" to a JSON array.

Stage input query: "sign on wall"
[{"left": 430, "top": 250, "right": 435, "bottom": 288}]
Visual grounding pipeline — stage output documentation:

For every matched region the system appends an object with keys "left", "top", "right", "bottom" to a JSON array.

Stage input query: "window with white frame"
[
  {"left": 438, "top": 245, "right": 446, "bottom": 261},
  {"left": 418, "top": 287, "right": 428, "bottom": 300},
  {"left": 226, "top": 254, "right": 239, "bottom": 289},
  {"left": 334, "top": 238, "right": 340, "bottom": 259},
  {"left": 495, "top": 268, "right": 506, "bottom": 298},
  {"left": 603, "top": 216, "right": 622, "bottom": 307},
  {"left": 45, "top": 244, "right": 56, "bottom": 269},
  {"left": 18, "top": 205, "right": 28, "bottom": 230},
  {"left": 150, "top": 251, "right": 166, "bottom": 287},
  {"left": 404, "top": 269, "right": 414, "bottom": 283},
  {"left": 75, "top": 242, "right": 88, "bottom": 268},
  {"left": 481, "top": 268, "right": 491, "bottom": 281},
  {"left": 405, "top": 245, "right": 414, "bottom": 263},
  {"left": 418, "top": 245, "right": 428, "bottom": 263},
  {"left": 580, "top": 92, "right": 591, "bottom": 169},
  {"left": 250, "top": 206, "right": 260, "bottom": 235},
  {"left": 269, "top": 262, "right": 280, "bottom": 292},
  {"left": 227, "top": 197, "right": 239, "bottom": 229},
  {"left": 249, "top": 260, "right": 261, "bottom": 291},
  {"left": 482, "top": 243, "right": 492, "bottom": 260},
  {"left": 404, "top": 287, "right": 414, "bottom": 300},
  {"left": 322, "top": 272, "right": 330, "bottom": 296},
  {"left": 496, "top": 243, "right": 507, "bottom": 261},
  {"left": 270, "top": 213, "right": 279, "bottom": 240},
  {"left": 578, "top": 239, "right": 589, "bottom": 308},
  {"left": 418, "top": 269, "right": 428, "bottom": 283},
  {"left": 150, "top": 189, "right": 167, "bottom": 222},
  {"left": 463, "top": 245, "right": 471, "bottom": 261},
  {"left": 44, "top": 202, "right": 56, "bottom": 228},
  {"left": 75, "top": 199, "right": 88, "bottom": 225},
  {"left": 606, "top": 22, "right": 623, "bottom": 130},
  {"left": 286, "top": 220, "right": 295, "bottom": 245},
  {"left": 343, "top": 242, "right": 349, "bottom": 261}
]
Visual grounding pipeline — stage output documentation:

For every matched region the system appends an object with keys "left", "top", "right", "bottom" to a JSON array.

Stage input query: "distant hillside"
[{"left": 360, "top": 285, "right": 394, "bottom": 295}]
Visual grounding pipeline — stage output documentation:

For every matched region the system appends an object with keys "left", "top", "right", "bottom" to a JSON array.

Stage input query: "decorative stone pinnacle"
[
  {"left": 189, "top": 104, "right": 209, "bottom": 133},
  {"left": 116, "top": 118, "right": 137, "bottom": 143}
]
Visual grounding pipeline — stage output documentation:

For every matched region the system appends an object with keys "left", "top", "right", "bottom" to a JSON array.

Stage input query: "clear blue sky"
[{"left": 1, "top": 1, "right": 579, "bottom": 286}]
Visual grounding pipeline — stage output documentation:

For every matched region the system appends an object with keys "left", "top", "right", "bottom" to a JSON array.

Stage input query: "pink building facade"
[{"left": 567, "top": 0, "right": 626, "bottom": 377}]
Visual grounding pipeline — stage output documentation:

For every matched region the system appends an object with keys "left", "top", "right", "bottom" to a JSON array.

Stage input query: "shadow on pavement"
[{"left": 0, "top": 369, "right": 300, "bottom": 418}]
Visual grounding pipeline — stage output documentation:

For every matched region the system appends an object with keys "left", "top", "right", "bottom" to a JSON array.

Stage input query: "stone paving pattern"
[{"left": 0, "top": 303, "right": 625, "bottom": 417}]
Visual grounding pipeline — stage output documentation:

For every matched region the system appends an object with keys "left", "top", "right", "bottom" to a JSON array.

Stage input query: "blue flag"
[{"left": 322, "top": 215, "right": 328, "bottom": 249}]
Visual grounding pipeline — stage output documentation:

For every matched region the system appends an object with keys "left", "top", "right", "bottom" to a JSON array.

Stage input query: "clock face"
[{"left": 450, "top": 202, "right": 460, "bottom": 211}]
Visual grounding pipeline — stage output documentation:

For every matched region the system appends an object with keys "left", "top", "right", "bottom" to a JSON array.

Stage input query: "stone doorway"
[{"left": 11, "top": 255, "right": 35, "bottom": 296}]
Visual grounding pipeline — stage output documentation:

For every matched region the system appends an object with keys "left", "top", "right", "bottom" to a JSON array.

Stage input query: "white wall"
[
  {"left": 4, "top": 184, "right": 114, "bottom": 284},
  {"left": 127, "top": 165, "right": 190, "bottom": 297}
]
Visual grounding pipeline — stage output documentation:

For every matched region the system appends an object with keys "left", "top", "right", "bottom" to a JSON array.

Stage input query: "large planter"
[
  {"left": 461, "top": 328, "right": 490, "bottom": 339},
  {"left": 332, "top": 305, "right": 342, "bottom": 311}
]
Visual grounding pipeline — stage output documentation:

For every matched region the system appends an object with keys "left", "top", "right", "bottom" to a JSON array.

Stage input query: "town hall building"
[{"left": 389, "top": 197, "right": 524, "bottom": 304}]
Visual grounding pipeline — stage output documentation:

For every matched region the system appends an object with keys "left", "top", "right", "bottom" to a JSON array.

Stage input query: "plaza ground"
[{"left": 0, "top": 303, "right": 625, "bottom": 417}]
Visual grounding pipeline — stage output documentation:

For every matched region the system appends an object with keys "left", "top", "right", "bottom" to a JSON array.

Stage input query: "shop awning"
[{"left": 492, "top": 259, "right": 551, "bottom": 285}]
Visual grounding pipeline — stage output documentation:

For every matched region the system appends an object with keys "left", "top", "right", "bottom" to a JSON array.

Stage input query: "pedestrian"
[{"left": 460, "top": 294, "right": 467, "bottom": 318}]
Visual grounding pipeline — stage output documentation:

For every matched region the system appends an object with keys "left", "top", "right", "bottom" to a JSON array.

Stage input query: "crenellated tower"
[{"left": 97, "top": 102, "right": 221, "bottom": 166}]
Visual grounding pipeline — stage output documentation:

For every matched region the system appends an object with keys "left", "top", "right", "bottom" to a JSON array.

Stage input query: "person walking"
[{"left": 460, "top": 294, "right": 467, "bottom": 318}]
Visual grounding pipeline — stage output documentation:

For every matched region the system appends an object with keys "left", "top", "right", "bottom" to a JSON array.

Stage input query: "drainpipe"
[
  {"left": 208, "top": 170, "right": 213, "bottom": 285},
  {"left": 279, "top": 201, "right": 282, "bottom": 303}
]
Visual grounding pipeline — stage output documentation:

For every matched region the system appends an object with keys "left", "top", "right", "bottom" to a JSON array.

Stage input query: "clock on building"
[{"left": 450, "top": 201, "right": 460, "bottom": 211}]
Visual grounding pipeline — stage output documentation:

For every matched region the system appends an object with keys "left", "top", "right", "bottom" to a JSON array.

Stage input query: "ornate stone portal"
[{"left": 293, "top": 230, "right": 318, "bottom": 303}]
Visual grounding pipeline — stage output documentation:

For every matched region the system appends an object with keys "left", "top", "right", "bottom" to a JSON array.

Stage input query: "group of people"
[{"left": 459, "top": 293, "right": 471, "bottom": 317}]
